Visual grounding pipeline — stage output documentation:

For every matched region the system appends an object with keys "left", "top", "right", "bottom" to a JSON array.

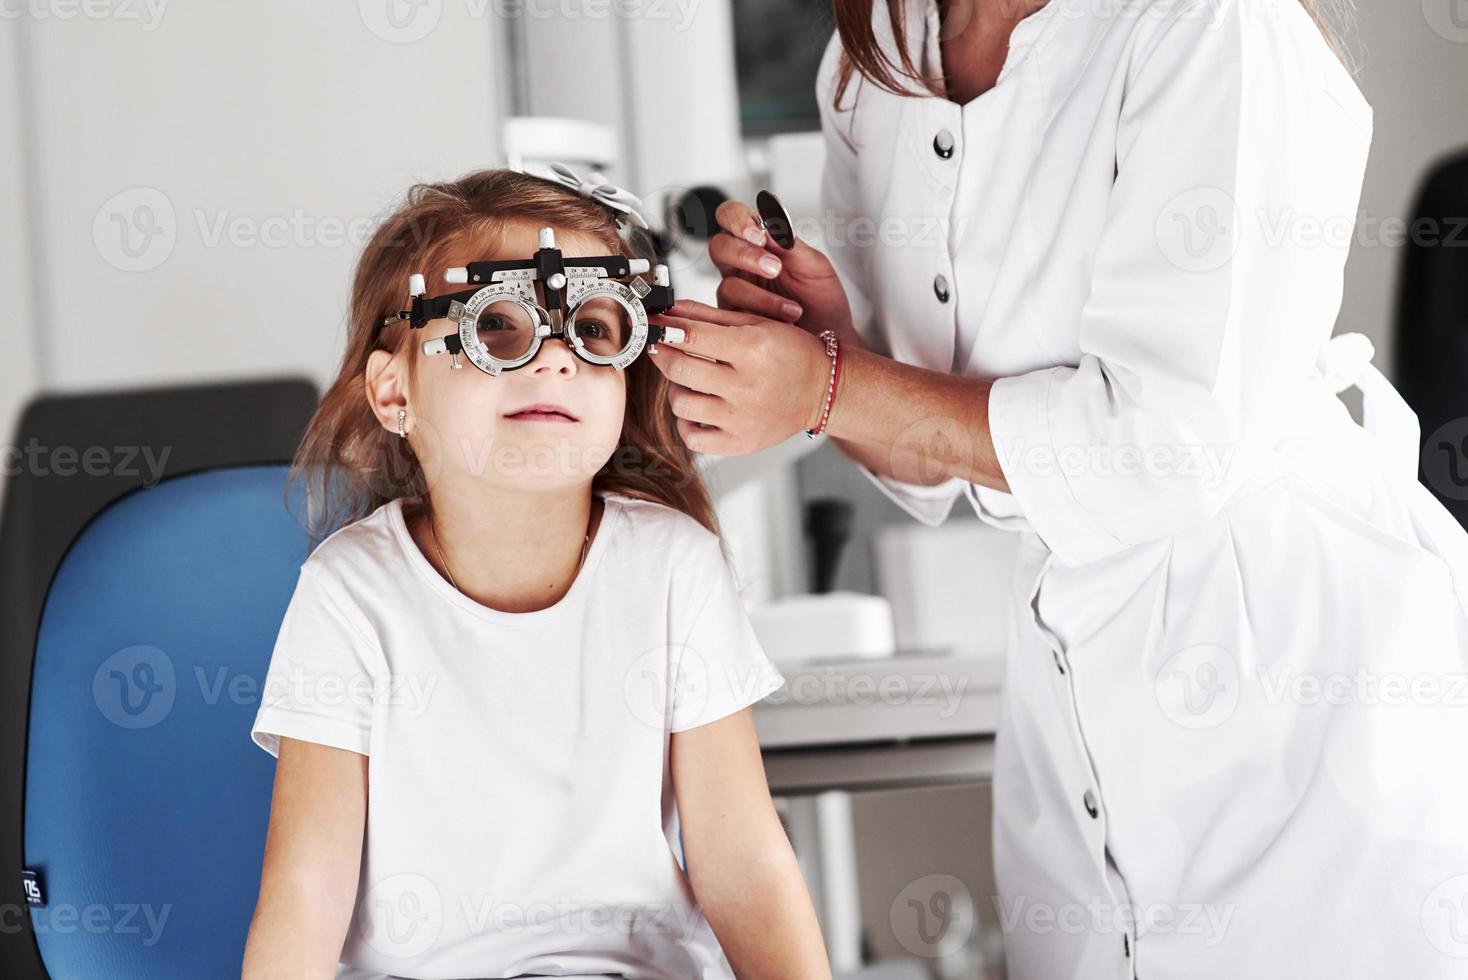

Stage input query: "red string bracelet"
[{"left": 805, "top": 330, "right": 843, "bottom": 438}]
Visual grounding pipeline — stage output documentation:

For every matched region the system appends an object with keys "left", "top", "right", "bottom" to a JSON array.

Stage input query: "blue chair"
[{"left": 23, "top": 464, "right": 311, "bottom": 978}]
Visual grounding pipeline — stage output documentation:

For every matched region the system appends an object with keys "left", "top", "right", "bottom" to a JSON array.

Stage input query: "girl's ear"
[{"left": 364, "top": 347, "right": 410, "bottom": 435}]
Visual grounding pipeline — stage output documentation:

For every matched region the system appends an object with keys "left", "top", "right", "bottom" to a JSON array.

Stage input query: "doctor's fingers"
[
  {"left": 715, "top": 199, "right": 768, "bottom": 248},
  {"left": 709, "top": 227, "right": 783, "bottom": 281},
  {"left": 667, "top": 297, "right": 785, "bottom": 330},
  {"left": 646, "top": 341, "right": 740, "bottom": 397},
  {"left": 649, "top": 306, "right": 772, "bottom": 362},
  {"left": 665, "top": 381, "right": 732, "bottom": 429},
  {"left": 716, "top": 275, "right": 803, "bottom": 322},
  {"left": 674, "top": 415, "right": 739, "bottom": 456}
]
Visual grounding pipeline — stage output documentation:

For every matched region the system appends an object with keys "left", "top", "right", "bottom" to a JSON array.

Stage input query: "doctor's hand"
[
  {"left": 645, "top": 299, "right": 834, "bottom": 456},
  {"left": 709, "top": 200, "right": 857, "bottom": 343}
]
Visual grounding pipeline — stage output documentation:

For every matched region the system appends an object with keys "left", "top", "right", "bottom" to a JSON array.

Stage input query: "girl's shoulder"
[
  {"left": 299, "top": 498, "right": 402, "bottom": 585},
  {"left": 602, "top": 492, "right": 723, "bottom": 566}
]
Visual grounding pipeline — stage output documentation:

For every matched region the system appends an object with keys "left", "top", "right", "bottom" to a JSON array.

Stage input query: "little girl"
[{"left": 241, "top": 168, "right": 830, "bottom": 980}]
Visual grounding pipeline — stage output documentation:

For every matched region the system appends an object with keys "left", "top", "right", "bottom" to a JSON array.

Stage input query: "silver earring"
[{"left": 397, "top": 409, "right": 407, "bottom": 438}]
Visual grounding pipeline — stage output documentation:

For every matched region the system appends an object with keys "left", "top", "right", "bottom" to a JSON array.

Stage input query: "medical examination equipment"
[
  {"left": 380, "top": 226, "right": 682, "bottom": 375},
  {"left": 374, "top": 165, "right": 687, "bottom": 376},
  {"left": 756, "top": 188, "right": 797, "bottom": 249}
]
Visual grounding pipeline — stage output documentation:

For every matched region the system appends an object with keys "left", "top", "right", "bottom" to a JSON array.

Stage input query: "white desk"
[
  {"left": 753, "top": 649, "right": 1003, "bottom": 790},
  {"left": 748, "top": 651, "right": 1003, "bottom": 971}
]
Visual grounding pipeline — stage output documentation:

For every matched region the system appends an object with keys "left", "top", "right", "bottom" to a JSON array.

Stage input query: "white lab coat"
[{"left": 814, "top": 0, "right": 1468, "bottom": 976}]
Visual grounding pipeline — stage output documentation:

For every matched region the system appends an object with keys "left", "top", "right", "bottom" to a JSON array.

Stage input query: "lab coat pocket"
[
  {"left": 1271, "top": 470, "right": 1468, "bottom": 848},
  {"left": 1279, "top": 469, "right": 1455, "bottom": 588}
]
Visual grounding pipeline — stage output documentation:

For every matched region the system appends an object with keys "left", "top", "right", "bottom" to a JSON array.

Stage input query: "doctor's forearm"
[
  {"left": 827, "top": 432, "right": 942, "bottom": 485},
  {"left": 823, "top": 344, "right": 1010, "bottom": 493}
]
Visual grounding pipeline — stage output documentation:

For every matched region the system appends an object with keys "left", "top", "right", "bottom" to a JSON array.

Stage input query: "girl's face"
[{"left": 393, "top": 221, "right": 629, "bottom": 495}]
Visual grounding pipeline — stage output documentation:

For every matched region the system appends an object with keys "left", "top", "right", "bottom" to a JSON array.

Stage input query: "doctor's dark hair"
[
  {"left": 286, "top": 167, "right": 720, "bottom": 545},
  {"left": 830, "top": 0, "right": 1355, "bottom": 107}
]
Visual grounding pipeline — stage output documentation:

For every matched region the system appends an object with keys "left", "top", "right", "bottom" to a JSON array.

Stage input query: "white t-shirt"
[{"left": 250, "top": 492, "right": 787, "bottom": 980}]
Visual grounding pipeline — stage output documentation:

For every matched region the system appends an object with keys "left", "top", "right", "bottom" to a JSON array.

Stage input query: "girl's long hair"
[
  {"left": 830, "top": 0, "right": 1357, "bottom": 108},
  {"left": 287, "top": 168, "right": 719, "bottom": 545}
]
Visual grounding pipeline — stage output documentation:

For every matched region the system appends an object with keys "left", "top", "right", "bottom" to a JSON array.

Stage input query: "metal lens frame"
[
  {"left": 443, "top": 278, "right": 650, "bottom": 376},
  {"left": 456, "top": 283, "right": 548, "bottom": 376},
  {"left": 563, "top": 278, "right": 649, "bottom": 371}
]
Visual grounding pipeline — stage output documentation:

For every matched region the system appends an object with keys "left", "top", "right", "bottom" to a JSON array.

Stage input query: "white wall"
[
  {"left": 1, "top": 16, "right": 39, "bottom": 474},
  {"left": 1339, "top": 4, "right": 1468, "bottom": 370},
  {"left": 1, "top": 1, "right": 507, "bottom": 450}
]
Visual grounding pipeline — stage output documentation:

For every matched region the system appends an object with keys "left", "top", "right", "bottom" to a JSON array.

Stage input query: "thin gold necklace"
[{"left": 424, "top": 496, "right": 592, "bottom": 596}]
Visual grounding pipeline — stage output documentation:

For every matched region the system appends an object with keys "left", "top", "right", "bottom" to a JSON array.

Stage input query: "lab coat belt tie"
[
  {"left": 1311, "top": 331, "right": 1421, "bottom": 485},
  {"left": 1316, "top": 334, "right": 1468, "bottom": 617}
]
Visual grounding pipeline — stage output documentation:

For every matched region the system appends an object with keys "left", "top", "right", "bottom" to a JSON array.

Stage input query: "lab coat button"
[
  {"left": 1083, "top": 789, "right": 1099, "bottom": 818},
  {"left": 933, "top": 129, "right": 956, "bottom": 159},
  {"left": 933, "top": 273, "right": 950, "bottom": 303}
]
